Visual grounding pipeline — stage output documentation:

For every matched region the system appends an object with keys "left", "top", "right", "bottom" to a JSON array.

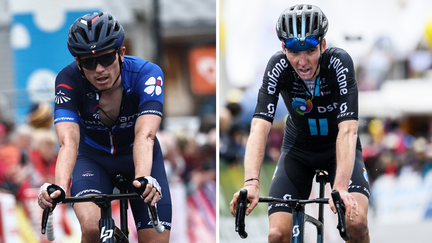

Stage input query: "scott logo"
[
  {"left": 340, "top": 102, "right": 348, "bottom": 113},
  {"left": 292, "top": 225, "right": 300, "bottom": 237},
  {"left": 267, "top": 103, "right": 275, "bottom": 114},
  {"left": 100, "top": 226, "right": 113, "bottom": 242}
]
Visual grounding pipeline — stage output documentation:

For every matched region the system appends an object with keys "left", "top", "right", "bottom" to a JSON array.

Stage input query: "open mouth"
[
  {"left": 298, "top": 68, "right": 311, "bottom": 76},
  {"left": 96, "top": 77, "right": 109, "bottom": 84}
]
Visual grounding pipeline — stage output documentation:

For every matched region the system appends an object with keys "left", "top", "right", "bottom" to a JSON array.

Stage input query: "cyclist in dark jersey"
[
  {"left": 38, "top": 12, "right": 171, "bottom": 243},
  {"left": 230, "top": 4, "right": 370, "bottom": 243}
]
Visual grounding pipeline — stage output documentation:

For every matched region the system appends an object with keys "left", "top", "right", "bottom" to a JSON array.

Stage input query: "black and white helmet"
[
  {"left": 276, "top": 4, "right": 328, "bottom": 49},
  {"left": 67, "top": 12, "right": 125, "bottom": 57}
]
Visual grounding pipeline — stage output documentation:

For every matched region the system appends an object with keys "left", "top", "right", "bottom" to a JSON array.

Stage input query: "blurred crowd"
[{"left": 0, "top": 102, "right": 56, "bottom": 201}]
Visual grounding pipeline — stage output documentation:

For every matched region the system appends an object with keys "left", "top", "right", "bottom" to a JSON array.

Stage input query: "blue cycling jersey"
[{"left": 54, "top": 56, "right": 164, "bottom": 155}]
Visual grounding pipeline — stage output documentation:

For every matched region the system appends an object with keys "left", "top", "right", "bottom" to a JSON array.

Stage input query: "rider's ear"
[{"left": 320, "top": 38, "right": 327, "bottom": 54}]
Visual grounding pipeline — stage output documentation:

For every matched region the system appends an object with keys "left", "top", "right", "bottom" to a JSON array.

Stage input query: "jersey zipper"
[{"left": 108, "top": 87, "right": 127, "bottom": 155}]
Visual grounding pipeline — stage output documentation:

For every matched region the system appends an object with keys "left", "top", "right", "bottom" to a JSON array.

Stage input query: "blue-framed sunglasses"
[
  {"left": 79, "top": 50, "right": 117, "bottom": 70},
  {"left": 285, "top": 35, "right": 319, "bottom": 51}
]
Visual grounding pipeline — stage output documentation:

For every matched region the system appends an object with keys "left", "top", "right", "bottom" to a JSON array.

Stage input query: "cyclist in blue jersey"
[
  {"left": 37, "top": 12, "right": 171, "bottom": 243},
  {"left": 230, "top": 4, "right": 370, "bottom": 243}
]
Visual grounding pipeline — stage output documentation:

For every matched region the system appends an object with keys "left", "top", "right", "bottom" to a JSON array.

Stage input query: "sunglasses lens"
[
  {"left": 99, "top": 52, "right": 117, "bottom": 66},
  {"left": 79, "top": 58, "right": 95, "bottom": 70},
  {"left": 80, "top": 51, "right": 117, "bottom": 70},
  {"left": 285, "top": 35, "right": 319, "bottom": 51}
]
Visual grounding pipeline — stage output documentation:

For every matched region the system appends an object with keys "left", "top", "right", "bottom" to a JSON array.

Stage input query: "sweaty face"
[
  {"left": 284, "top": 43, "right": 325, "bottom": 81},
  {"left": 77, "top": 48, "right": 123, "bottom": 92}
]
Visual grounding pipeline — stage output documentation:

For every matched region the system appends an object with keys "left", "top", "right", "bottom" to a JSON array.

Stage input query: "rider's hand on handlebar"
[
  {"left": 230, "top": 183, "right": 260, "bottom": 217},
  {"left": 329, "top": 190, "right": 359, "bottom": 221},
  {"left": 133, "top": 176, "right": 161, "bottom": 206},
  {"left": 38, "top": 183, "right": 66, "bottom": 210}
]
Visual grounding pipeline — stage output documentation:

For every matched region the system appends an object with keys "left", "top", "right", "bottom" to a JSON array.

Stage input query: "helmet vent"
[
  {"left": 95, "top": 21, "right": 103, "bottom": 41},
  {"left": 296, "top": 17, "right": 302, "bottom": 37},
  {"left": 313, "top": 13, "right": 318, "bottom": 32},
  {"left": 107, "top": 23, "right": 113, "bottom": 37},
  {"left": 114, "top": 23, "right": 120, "bottom": 32},
  {"left": 74, "top": 26, "right": 90, "bottom": 44},
  {"left": 305, "top": 16, "right": 310, "bottom": 35},
  {"left": 281, "top": 16, "right": 287, "bottom": 33},
  {"left": 288, "top": 17, "right": 293, "bottom": 35}
]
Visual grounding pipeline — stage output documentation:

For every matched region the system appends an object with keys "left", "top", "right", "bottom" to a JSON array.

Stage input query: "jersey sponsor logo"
[
  {"left": 75, "top": 189, "right": 102, "bottom": 197},
  {"left": 55, "top": 90, "right": 71, "bottom": 104},
  {"left": 267, "top": 58, "right": 289, "bottom": 95},
  {"left": 93, "top": 112, "right": 100, "bottom": 119},
  {"left": 292, "top": 97, "right": 312, "bottom": 115},
  {"left": 82, "top": 112, "right": 138, "bottom": 129},
  {"left": 87, "top": 92, "right": 96, "bottom": 99},
  {"left": 348, "top": 184, "right": 370, "bottom": 197},
  {"left": 328, "top": 56, "right": 349, "bottom": 95},
  {"left": 146, "top": 221, "right": 171, "bottom": 227},
  {"left": 363, "top": 167, "right": 369, "bottom": 183},
  {"left": 144, "top": 76, "right": 163, "bottom": 96},
  {"left": 82, "top": 171, "right": 94, "bottom": 177},
  {"left": 54, "top": 117, "right": 75, "bottom": 123},
  {"left": 267, "top": 103, "right": 275, "bottom": 114},
  {"left": 317, "top": 102, "right": 338, "bottom": 113},
  {"left": 337, "top": 102, "right": 355, "bottom": 118},
  {"left": 56, "top": 84, "right": 73, "bottom": 90}
]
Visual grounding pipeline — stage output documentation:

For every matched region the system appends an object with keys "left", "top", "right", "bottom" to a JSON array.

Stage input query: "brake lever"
[
  {"left": 331, "top": 190, "right": 350, "bottom": 241},
  {"left": 235, "top": 189, "right": 249, "bottom": 239}
]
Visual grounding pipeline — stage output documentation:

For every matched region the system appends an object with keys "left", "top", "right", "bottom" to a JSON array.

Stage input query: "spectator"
[
  {"left": 29, "top": 128, "right": 58, "bottom": 186},
  {"left": 0, "top": 124, "right": 33, "bottom": 200}
]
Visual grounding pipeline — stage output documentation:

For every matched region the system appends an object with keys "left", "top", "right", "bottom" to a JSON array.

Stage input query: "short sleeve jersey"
[
  {"left": 53, "top": 56, "right": 164, "bottom": 155},
  {"left": 254, "top": 47, "right": 358, "bottom": 141}
]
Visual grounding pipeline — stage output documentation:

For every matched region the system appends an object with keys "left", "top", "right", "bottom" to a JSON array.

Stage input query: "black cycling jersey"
[
  {"left": 254, "top": 47, "right": 358, "bottom": 145},
  {"left": 254, "top": 47, "right": 370, "bottom": 215}
]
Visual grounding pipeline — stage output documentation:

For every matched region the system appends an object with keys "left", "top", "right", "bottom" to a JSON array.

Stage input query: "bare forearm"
[
  {"left": 133, "top": 135, "right": 154, "bottom": 178},
  {"left": 55, "top": 144, "right": 78, "bottom": 190},
  {"left": 244, "top": 119, "right": 272, "bottom": 181},
  {"left": 333, "top": 121, "right": 358, "bottom": 191},
  {"left": 54, "top": 122, "right": 79, "bottom": 191},
  {"left": 133, "top": 115, "right": 161, "bottom": 178}
]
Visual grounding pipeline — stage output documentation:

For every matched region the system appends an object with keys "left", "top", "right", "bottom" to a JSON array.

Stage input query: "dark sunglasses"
[{"left": 79, "top": 51, "right": 117, "bottom": 70}]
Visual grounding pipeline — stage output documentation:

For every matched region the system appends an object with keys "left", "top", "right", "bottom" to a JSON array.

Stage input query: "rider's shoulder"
[
  {"left": 123, "top": 55, "right": 162, "bottom": 74},
  {"left": 323, "top": 46, "right": 353, "bottom": 60}
]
